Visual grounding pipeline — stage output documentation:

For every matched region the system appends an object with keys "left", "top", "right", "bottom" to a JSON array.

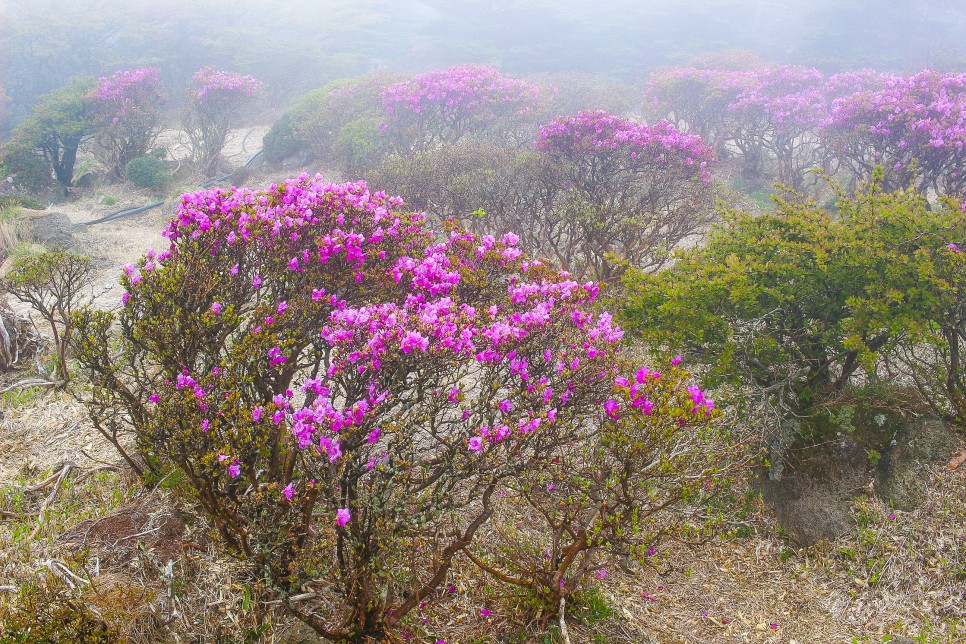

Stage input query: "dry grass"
[{"left": 0, "top": 385, "right": 963, "bottom": 642}]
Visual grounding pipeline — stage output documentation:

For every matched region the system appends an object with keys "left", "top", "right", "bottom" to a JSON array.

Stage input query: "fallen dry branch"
[
  {"left": 23, "top": 463, "right": 73, "bottom": 493},
  {"left": 28, "top": 463, "right": 72, "bottom": 541},
  {"left": 0, "top": 378, "right": 58, "bottom": 394},
  {"left": 559, "top": 596, "right": 571, "bottom": 644}
]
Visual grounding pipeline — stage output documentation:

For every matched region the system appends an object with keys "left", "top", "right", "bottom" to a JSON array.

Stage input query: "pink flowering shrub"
[
  {"left": 645, "top": 66, "right": 897, "bottom": 193},
  {"left": 529, "top": 111, "right": 717, "bottom": 281},
  {"left": 643, "top": 67, "right": 756, "bottom": 154},
  {"left": 89, "top": 68, "right": 165, "bottom": 179},
  {"left": 74, "top": 175, "right": 732, "bottom": 639},
  {"left": 183, "top": 67, "right": 263, "bottom": 175},
  {"left": 725, "top": 66, "right": 828, "bottom": 189},
  {"left": 382, "top": 65, "right": 543, "bottom": 151},
  {"left": 822, "top": 70, "right": 966, "bottom": 195}
]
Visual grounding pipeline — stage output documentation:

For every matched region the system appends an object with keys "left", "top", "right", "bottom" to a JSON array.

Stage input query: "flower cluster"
[
  {"left": 381, "top": 65, "right": 542, "bottom": 149},
  {"left": 191, "top": 67, "right": 263, "bottom": 104},
  {"left": 383, "top": 64, "right": 541, "bottom": 118},
  {"left": 728, "top": 66, "right": 827, "bottom": 134},
  {"left": 536, "top": 110, "right": 714, "bottom": 180},
  {"left": 92, "top": 67, "right": 164, "bottom": 118}
]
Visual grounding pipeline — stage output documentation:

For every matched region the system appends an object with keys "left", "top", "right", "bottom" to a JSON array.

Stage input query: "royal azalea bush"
[
  {"left": 369, "top": 111, "right": 718, "bottom": 285},
  {"left": 621, "top": 176, "right": 966, "bottom": 430},
  {"left": 89, "top": 68, "right": 165, "bottom": 180},
  {"left": 531, "top": 111, "right": 716, "bottom": 281},
  {"left": 381, "top": 64, "right": 544, "bottom": 152},
  {"left": 182, "top": 67, "right": 263, "bottom": 175},
  {"left": 74, "top": 174, "right": 735, "bottom": 640},
  {"left": 643, "top": 66, "right": 883, "bottom": 188},
  {"left": 823, "top": 70, "right": 966, "bottom": 195}
]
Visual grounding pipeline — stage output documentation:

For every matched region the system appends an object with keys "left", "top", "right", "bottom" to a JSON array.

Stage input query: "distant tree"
[
  {"left": 262, "top": 73, "right": 403, "bottom": 173},
  {"left": 381, "top": 65, "right": 543, "bottom": 152},
  {"left": 370, "top": 111, "right": 718, "bottom": 284},
  {"left": 89, "top": 68, "right": 165, "bottom": 180},
  {"left": 3, "top": 78, "right": 95, "bottom": 187},
  {"left": 643, "top": 67, "right": 755, "bottom": 155},
  {"left": 529, "top": 111, "right": 717, "bottom": 283},
  {"left": 822, "top": 70, "right": 966, "bottom": 196},
  {"left": 183, "top": 67, "right": 263, "bottom": 175},
  {"left": 725, "top": 66, "right": 828, "bottom": 190}
]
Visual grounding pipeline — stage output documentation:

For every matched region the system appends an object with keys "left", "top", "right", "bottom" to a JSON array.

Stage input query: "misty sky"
[{"left": 2, "top": 0, "right": 966, "bottom": 131}]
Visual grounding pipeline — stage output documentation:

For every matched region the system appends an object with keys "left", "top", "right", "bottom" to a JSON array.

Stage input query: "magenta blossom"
[{"left": 336, "top": 508, "right": 351, "bottom": 527}]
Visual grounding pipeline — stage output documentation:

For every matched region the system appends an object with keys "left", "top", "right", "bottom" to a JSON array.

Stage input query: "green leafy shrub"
[
  {"left": 622, "top": 176, "right": 966, "bottom": 429},
  {"left": 3, "top": 249, "right": 94, "bottom": 384},
  {"left": 263, "top": 73, "right": 403, "bottom": 169},
  {"left": 124, "top": 155, "right": 169, "bottom": 190},
  {"left": 1, "top": 145, "right": 55, "bottom": 192},
  {"left": 260, "top": 111, "right": 300, "bottom": 161},
  {"left": 3, "top": 78, "right": 95, "bottom": 188}
]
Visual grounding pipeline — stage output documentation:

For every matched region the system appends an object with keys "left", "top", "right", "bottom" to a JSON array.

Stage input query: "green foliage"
[
  {"left": 0, "top": 195, "right": 44, "bottom": 211},
  {"left": 3, "top": 250, "right": 95, "bottom": 385},
  {"left": 4, "top": 77, "right": 95, "bottom": 187},
  {"left": 260, "top": 111, "right": 299, "bottom": 162},
  {"left": 0, "top": 558, "right": 120, "bottom": 642},
  {"left": 124, "top": 155, "right": 169, "bottom": 190},
  {"left": 622, "top": 178, "right": 966, "bottom": 425},
  {"left": 0, "top": 145, "right": 55, "bottom": 192},
  {"left": 263, "top": 73, "right": 403, "bottom": 169}
]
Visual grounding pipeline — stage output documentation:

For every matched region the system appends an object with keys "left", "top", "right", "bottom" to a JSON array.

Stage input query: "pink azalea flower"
[{"left": 282, "top": 482, "right": 294, "bottom": 500}]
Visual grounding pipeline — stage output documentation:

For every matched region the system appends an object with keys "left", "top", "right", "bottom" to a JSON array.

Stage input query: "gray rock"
[
  {"left": 758, "top": 436, "right": 869, "bottom": 546},
  {"left": 876, "top": 417, "right": 960, "bottom": 511},
  {"left": 24, "top": 212, "right": 74, "bottom": 248}
]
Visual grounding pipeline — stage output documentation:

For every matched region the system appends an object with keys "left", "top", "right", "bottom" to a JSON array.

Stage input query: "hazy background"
[{"left": 2, "top": 0, "right": 966, "bottom": 134}]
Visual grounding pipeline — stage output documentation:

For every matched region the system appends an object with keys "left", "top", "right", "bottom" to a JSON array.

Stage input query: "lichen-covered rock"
[
  {"left": 876, "top": 417, "right": 960, "bottom": 511},
  {"left": 758, "top": 436, "right": 869, "bottom": 546},
  {"left": 24, "top": 212, "right": 74, "bottom": 248}
]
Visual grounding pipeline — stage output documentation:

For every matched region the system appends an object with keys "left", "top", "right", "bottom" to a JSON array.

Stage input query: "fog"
[{"left": 2, "top": 0, "right": 965, "bottom": 133}]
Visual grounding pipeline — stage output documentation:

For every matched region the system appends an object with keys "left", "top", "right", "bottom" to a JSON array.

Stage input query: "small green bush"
[
  {"left": 1, "top": 145, "right": 54, "bottom": 191},
  {"left": 261, "top": 111, "right": 300, "bottom": 162},
  {"left": 0, "top": 194, "right": 44, "bottom": 210},
  {"left": 0, "top": 564, "right": 120, "bottom": 642},
  {"left": 124, "top": 155, "right": 169, "bottom": 190}
]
